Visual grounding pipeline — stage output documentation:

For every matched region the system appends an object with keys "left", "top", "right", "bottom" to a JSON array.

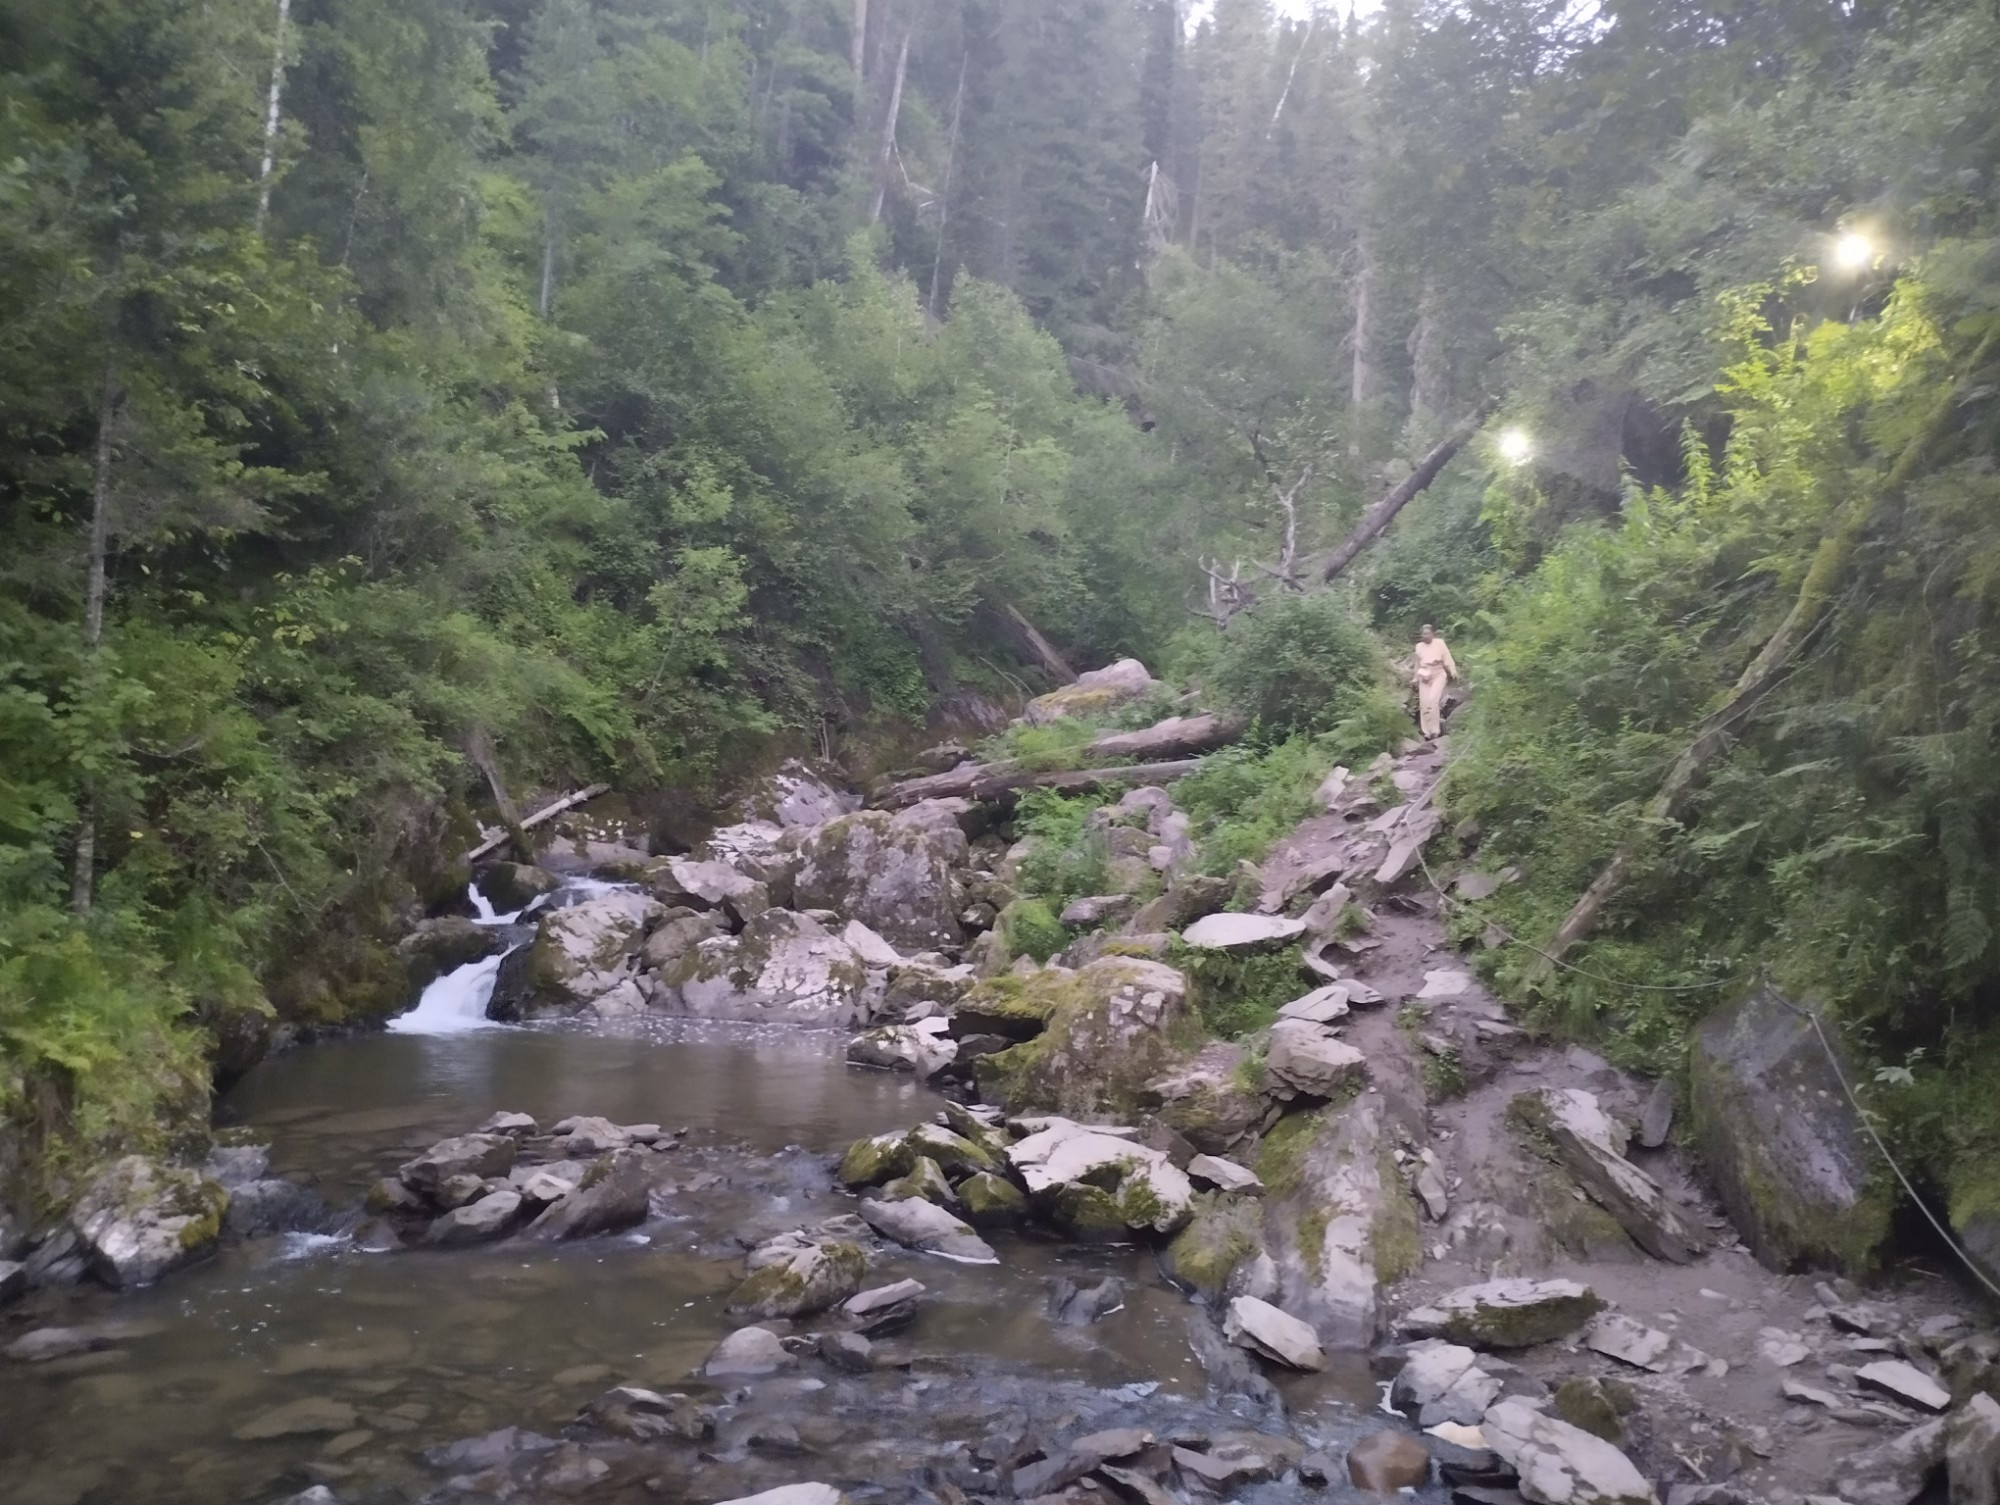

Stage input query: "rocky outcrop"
[
  {"left": 493, "top": 891, "right": 660, "bottom": 1019},
  {"left": 1688, "top": 984, "right": 1894, "bottom": 1273},
  {"left": 794, "top": 802, "right": 969, "bottom": 952},
  {"left": 654, "top": 909, "right": 874, "bottom": 1025},
  {"left": 1223, "top": 1294, "right": 1326, "bottom": 1371},
  {"left": 397, "top": 917, "right": 505, "bottom": 988},
  {"left": 69, "top": 1156, "right": 228, "bottom": 1288},
  {"left": 1007, "top": 1116, "right": 1194, "bottom": 1237},
  {"left": 1510, "top": 1087, "right": 1705, "bottom": 1263},
  {"left": 845, "top": 1018, "right": 956, "bottom": 1077}
]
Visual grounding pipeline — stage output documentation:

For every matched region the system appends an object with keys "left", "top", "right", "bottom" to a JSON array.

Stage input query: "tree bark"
[
  {"left": 72, "top": 355, "right": 120, "bottom": 914},
  {"left": 255, "top": 0, "right": 293, "bottom": 230},
  {"left": 1002, "top": 603, "right": 1077, "bottom": 684},
  {"left": 927, "top": 50, "right": 968, "bottom": 320},
  {"left": 1083, "top": 712, "right": 1244, "bottom": 762},
  {"left": 464, "top": 783, "right": 612, "bottom": 864},
  {"left": 1317, "top": 398, "right": 1498, "bottom": 584},
  {"left": 1348, "top": 240, "right": 1373, "bottom": 457},
  {"left": 1532, "top": 330, "right": 1998, "bottom": 977},
  {"left": 869, "top": 23, "right": 911, "bottom": 224},
  {"left": 851, "top": 0, "right": 869, "bottom": 84},
  {"left": 872, "top": 715, "right": 1245, "bottom": 808}
]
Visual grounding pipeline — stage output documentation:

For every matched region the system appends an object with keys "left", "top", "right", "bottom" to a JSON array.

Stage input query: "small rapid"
[{"left": 385, "top": 947, "right": 512, "bottom": 1035}]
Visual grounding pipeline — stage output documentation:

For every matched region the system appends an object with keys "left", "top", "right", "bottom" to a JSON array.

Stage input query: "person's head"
[{"left": 1419, "top": 624, "right": 1435, "bottom": 642}]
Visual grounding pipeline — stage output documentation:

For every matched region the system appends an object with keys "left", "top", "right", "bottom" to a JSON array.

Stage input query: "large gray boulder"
[
  {"left": 654, "top": 909, "right": 874, "bottom": 1025},
  {"left": 1223, "top": 1295, "right": 1326, "bottom": 1371},
  {"left": 1265, "top": 1021, "right": 1367, "bottom": 1100},
  {"left": 1510, "top": 1087, "right": 1705, "bottom": 1263},
  {"left": 1481, "top": 1399, "right": 1658, "bottom": 1505},
  {"left": 726, "top": 1239, "right": 866, "bottom": 1320},
  {"left": 1023, "top": 659, "right": 1158, "bottom": 725},
  {"left": 1689, "top": 985, "right": 1894, "bottom": 1272},
  {"left": 424, "top": 1188, "right": 525, "bottom": 1246},
  {"left": 857, "top": 1196, "right": 996, "bottom": 1264},
  {"left": 398, "top": 1134, "right": 517, "bottom": 1197},
  {"left": 492, "top": 890, "right": 660, "bottom": 1019},
  {"left": 846, "top": 1019, "right": 957, "bottom": 1078},
  {"left": 1401, "top": 1278, "right": 1604, "bottom": 1349},
  {"left": 1007, "top": 1117, "right": 1193, "bottom": 1237},
  {"left": 521, "top": 1150, "right": 656, "bottom": 1240},
  {"left": 734, "top": 760, "right": 859, "bottom": 831},
  {"left": 795, "top": 802, "right": 969, "bottom": 952},
  {"left": 69, "top": 1156, "right": 228, "bottom": 1288}
]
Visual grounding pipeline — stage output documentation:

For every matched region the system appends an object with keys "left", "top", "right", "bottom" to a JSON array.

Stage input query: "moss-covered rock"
[
  {"left": 1552, "top": 1378, "right": 1627, "bottom": 1444},
  {"left": 1402, "top": 1278, "right": 1606, "bottom": 1349},
  {"left": 725, "top": 1240, "right": 866, "bottom": 1320},
  {"left": 1689, "top": 986, "right": 1895, "bottom": 1274},
  {"left": 838, "top": 1133, "right": 916, "bottom": 1188},
  {"left": 970, "top": 957, "right": 1199, "bottom": 1119},
  {"left": 1164, "top": 1194, "right": 1265, "bottom": 1294},
  {"left": 794, "top": 801, "right": 969, "bottom": 952},
  {"left": 880, "top": 1158, "right": 957, "bottom": 1206},
  {"left": 1047, "top": 1181, "right": 1132, "bottom": 1240},
  {"left": 906, "top": 1123, "right": 1002, "bottom": 1178},
  {"left": 958, "top": 1171, "right": 1029, "bottom": 1226},
  {"left": 68, "top": 1155, "right": 229, "bottom": 1288}
]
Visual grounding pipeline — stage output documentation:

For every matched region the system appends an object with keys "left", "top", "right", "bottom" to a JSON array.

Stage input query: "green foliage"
[
  {"left": 995, "top": 899, "right": 1068, "bottom": 967},
  {"left": 1174, "top": 729, "right": 1400, "bottom": 880},
  {"left": 1169, "top": 938, "right": 1303, "bottom": 1040},
  {"left": 1011, "top": 791, "right": 1110, "bottom": 912},
  {"left": 1207, "top": 593, "right": 1389, "bottom": 742}
]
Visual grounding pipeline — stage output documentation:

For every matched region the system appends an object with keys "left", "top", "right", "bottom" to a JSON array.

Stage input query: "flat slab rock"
[
  {"left": 1483, "top": 1399, "right": 1658, "bottom": 1505},
  {"left": 1179, "top": 913, "right": 1307, "bottom": 951},
  {"left": 1583, "top": 1313, "right": 1711, "bottom": 1376},
  {"left": 713, "top": 1486, "right": 851, "bottom": 1505},
  {"left": 1223, "top": 1295, "right": 1326, "bottom": 1371},
  {"left": 1857, "top": 1359, "right": 1952, "bottom": 1412},
  {"left": 1187, "top": 1154, "right": 1262, "bottom": 1194},
  {"left": 857, "top": 1195, "right": 997, "bottom": 1264},
  {"left": 1402, "top": 1279, "right": 1605, "bottom": 1349}
]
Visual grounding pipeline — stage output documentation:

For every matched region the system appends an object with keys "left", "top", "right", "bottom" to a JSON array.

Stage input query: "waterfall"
[
  {"left": 467, "top": 881, "right": 522, "bottom": 926},
  {"left": 386, "top": 949, "right": 513, "bottom": 1035}
]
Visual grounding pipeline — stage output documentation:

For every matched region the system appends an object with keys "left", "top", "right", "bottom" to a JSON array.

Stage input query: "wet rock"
[
  {"left": 475, "top": 861, "right": 559, "bottom": 911},
  {"left": 714, "top": 1489, "right": 850, "bottom": 1505},
  {"left": 1179, "top": 913, "right": 1307, "bottom": 952},
  {"left": 847, "top": 1018, "right": 957, "bottom": 1078},
  {"left": 511, "top": 1161, "right": 587, "bottom": 1205},
  {"left": 224, "top": 1177, "right": 336, "bottom": 1239},
  {"left": 234, "top": 1397, "right": 361, "bottom": 1440},
  {"left": 1950, "top": 1393, "right": 2000, "bottom": 1505},
  {"left": 958, "top": 1172, "right": 1030, "bottom": 1225},
  {"left": 396, "top": 917, "right": 504, "bottom": 989},
  {"left": 424, "top": 1187, "right": 525, "bottom": 1246},
  {"left": 583, "top": 1385, "right": 714, "bottom": 1442},
  {"left": 1509, "top": 1088, "right": 1704, "bottom": 1263},
  {"left": 1842, "top": 1416, "right": 1950, "bottom": 1505},
  {"left": 880, "top": 1156, "right": 958, "bottom": 1207},
  {"left": 841, "top": 1278, "right": 924, "bottom": 1333},
  {"left": 1401, "top": 1280, "right": 1604, "bottom": 1350},
  {"left": 1394, "top": 1341, "right": 1505, "bottom": 1427},
  {"left": 1689, "top": 984, "right": 1894, "bottom": 1273},
  {"left": 1857, "top": 1359, "right": 1951, "bottom": 1412},
  {"left": 1638, "top": 1080, "right": 1676, "bottom": 1149},
  {"left": 1013, "top": 1426, "right": 1156, "bottom": 1496},
  {"left": 1163, "top": 1196, "right": 1264, "bottom": 1296},
  {"left": 420, "top": 1426, "right": 560, "bottom": 1473},
  {"left": 1481, "top": 1400, "right": 1657, "bottom": 1505},
  {"left": 1049, "top": 1276, "right": 1126, "bottom": 1326},
  {"left": 907, "top": 1121, "right": 1004, "bottom": 1177},
  {"left": 640, "top": 909, "right": 724, "bottom": 969},
  {"left": 69, "top": 1155, "right": 228, "bottom": 1288},
  {"left": 1008, "top": 1118, "right": 1193, "bottom": 1235},
  {"left": 817, "top": 1331, "right": 874, "bottom": 1373},
  {"left": 702, "top": 1325, "right": 796, "bottom": 1379},
  {"left": 521, "top": 1149, "right": 656, "bottom": 1240},
  {"left": 5, "top": 1325, "right": 116, "bottom": 1362},
  {"left": 204, "top": 1143, "right": 272, "bottom": 1187},
  {"left": 1024, "top": 658, "right": 1158, "bottom": 725},
  {"left": 1187, "top": 1154, "right": 1262, "bottom": 1194},
  {"left": 1265, "top": 1022, "right": 1367, "bottom": 1100},
  {"left": 1224, "top": 1295, "right": 1326, "bottom": 1371},
  {"left": 476, "top": 1110, "right": 538, "bottom": 1136},
  {"left": 1349, "top": 1430, "right": 1432, "bottom": 1491},
  {"left": 1170, "top": 1433, "right": 1302, "bottom": 1490},
  {"left": 794, "top": 801, "right": 969, "bottom": 952},
  {"left": 398, "top": 1134, "right": 518, "bottom": 1197},
  {"left": 494, "top": 890, "right": 659, "bottom": 1018},
  {"left": 727, "top": 1240, "right": 866, "bottom": 1320},
  {"left": 838, "top": 1132, "right": 917, "bottom": 1188},
  {"left": 656, "top": 909, "right": 875, "bottom": 1025},
  {"left": 857, "top": 1195, "right": 996, "bottom": 1263}
]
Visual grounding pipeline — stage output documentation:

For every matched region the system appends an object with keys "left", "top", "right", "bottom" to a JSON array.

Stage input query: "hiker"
[{"left": 1412, "top": 623, "right": 1457, "bottom": 739}]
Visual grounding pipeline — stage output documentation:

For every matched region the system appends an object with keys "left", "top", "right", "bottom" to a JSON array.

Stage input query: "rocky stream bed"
[{"left": 3, "top": 663, "right": 1998, "bottom": 1505}]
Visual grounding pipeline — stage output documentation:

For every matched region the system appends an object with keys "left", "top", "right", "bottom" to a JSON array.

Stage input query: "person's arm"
[{"left": 1442, "top": 643, "right": 1458, "bottom": 680}]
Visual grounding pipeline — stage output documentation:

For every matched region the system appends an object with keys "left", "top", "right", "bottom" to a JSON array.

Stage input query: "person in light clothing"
[{"left": 1412, "top": 623, "right": 1457, "bottom": 739}]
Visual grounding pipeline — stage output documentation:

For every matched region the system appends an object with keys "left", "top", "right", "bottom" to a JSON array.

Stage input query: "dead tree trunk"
[
  {"left": 1003, "top": 603, "right": 1077, "bottom": 683},
  {"left": 1348, "top": 240, "right": 1373, "bottom": 458},
  {"left": 851, "top": 0, "right": 869, "bottom": 84},
  {"left": 926, "top": 50, "right": 968, "bottom": 320},
  {"left": 255, "top": 0, "right": 293, "bottom": 230},
  {"left": 1318, "top": 399, "right": 1498, "bottom": 584},
  {"left": 868, "top": 24, "right": 911, "bottom": 224},
  {"left": 1532, "top": 331, "right": 1997, "bottom": 977},
  {"left": 72, "top": 356, "right": 120, "bottom": 914}
]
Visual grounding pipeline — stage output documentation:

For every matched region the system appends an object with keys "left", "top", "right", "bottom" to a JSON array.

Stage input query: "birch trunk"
[
  {"left": 1348, "top": 240, "right": 1374, "bottom": 457},
  {"left": 255, "top": 0, "right": 293, "bottom": 230},
  {"left": 869, "top": 25, "right": 911, "bottom": 224},
  {"left": 71, "top": 356, "right": 119, "bottom": 915}
]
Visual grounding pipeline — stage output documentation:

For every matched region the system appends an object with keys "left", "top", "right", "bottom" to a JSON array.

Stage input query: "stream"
[{"left": 0, "top": 884, "right": 1414, "bottom": 1505}]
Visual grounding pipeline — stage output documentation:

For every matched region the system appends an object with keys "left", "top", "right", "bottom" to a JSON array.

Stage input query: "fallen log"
[
  {"left": 1085, "top": 712, "right": 1244, "bottom": 762},
  {"left": 464, "top": 782, "right": 611, "bottom": 863},
  {"left": 1002, "top": 603, "right": 1078, "bottom": 684},
  {"left": 967, "top": 760, "right": 1204, "bottom": 800},
  {"left": 1317, "top": 398, "right": 1498, "bottom": 585}
]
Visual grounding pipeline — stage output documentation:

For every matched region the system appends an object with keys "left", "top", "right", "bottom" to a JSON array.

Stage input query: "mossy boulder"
[
  {"left": 1164, "top": 1194, "right": 1265, "bottom": 1295},
  {"left": 1553, "top": 1378, "right": 1628, "bottom": 1445},
  {"left": 654, "top": 908, "right": 872, "bottom": 1024},
  {"left": 838, "top": 1133, "right": 917, "bottom": 1189},
  {"left": 474, "top": 861, "right": 560, "bottom": 911},
  {"left": 971, "top": 957, "right": 1198, "bottom": 1119},
  {"left": 880, "top": 1157, "right": 957, "bottom": 1206},
  {"left": 794, "top": 801, "right": 969, "bottom": 952},
  {"left": 1402, "top": 1278, "right": 1605, "bottom": 1349},
  {"left": 958, "top": 1172, "right": 1029, "bottom": 1226},
  {"left": 1689, "top": 985, "right": 1895, "bottom": 1273},
  {"left": 951, "top": 972, "right": 1064, "bottom": 1041},
  {"left": 1022, "top": 659, "right": 1158, "bottom": 725},
  {"left": 492, "top": 891, "right": 659, "bottom": 1019},
  {"left": 69, "top": 1155, "right": 230, "bottom": 1288},
  {"left": 906, "top": 1123, "right": 1002, "bottom": 1178},
  {"left": 1047, "top": 1182, "right": 1133, "bottom": 1240},
  {"left": 725, "top": 1240, "right": 867, "bottom": 1320}
]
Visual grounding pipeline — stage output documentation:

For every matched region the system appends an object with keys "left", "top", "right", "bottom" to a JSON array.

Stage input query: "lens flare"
[
  {"left": 1497, "top": 427, "right": 1533, "bottom": 465},
  {"left": 1834, "top": 231, "right": 1873, "bottom": 270}
]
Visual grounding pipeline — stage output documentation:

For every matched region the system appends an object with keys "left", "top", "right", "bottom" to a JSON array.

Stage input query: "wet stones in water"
[
  {"left": 477, "top": 1110, "right": 539, "bottom": 1136},
  {"left": 879, "top": 1156, "right": 957, "bottom": 1207},
  {"left": 511, "top": 1160, "right": 587, "bottom": 1205},
  {"left": 704, "top": 1325, "right": 796, "bottom": 1378},
  {"left": 857, "top": 1195, "right": 996, "bottom": 1263},
  {"left": 841, "top": 1279, "right": 924, "bottom": 1334},
  {"left": 1481, "top": 1400, "right": 1655, "bottom": 1505},
  {"left": 846, "top": 1019, "right": 957, "bottom": 1079},
  {"left": 583, "top": 1385, "right": 715, "bottom": 1442},
  {"left": 421, "top": 1426, "right": 560, "bottom": 1473},
  {"left": 957, "top": 1171, "right": 1028, "bottom": 1226},
  {"left": 712, "top": 1486, "right": 851, "bottom": 1505},
  {"left": 838, "top": 1133, "right": 917, "bottom": 1189},
  {"left": 726, "top": 1240, "right": 866, "bottom": 1321},
  {"left": 1399, "top": 1278, "right": 1604, "bottom": 1349},
  {"left": 1170, "top": 1433, "right": 1303, "bottom": 1491},
  {"left": 1049, "top": 1276, "right": 1125, "bottom": 1326},
  {"left": 221, "top": 1177, "right": 336, "bottom": 1239},
  {"left": 1011, "top": 1426, "right": 1156, "bottom": 1497},
  {"left": 4, "top": 1325, "right": 119, "bottom": 1363},
  {"left": 233, "top": 1396, "right": 361, "bottom": 1441},
  {"left": 1347, "top": 1430, "right": 1432, "bottom": 1492},
  {"left": 1391, "top": 1341, "right": 1504, "bottom": 1427},
  {"left": 817, "top": 1331, "right": 874, "bottom": 1374},
  {"left": 68, "top": 1154, "right": 229, "bottom": 1288},
  {"left": 1008, "top": 1118, "right": 1194, "bottom": 1237},
  {"left": 424, "top": 1187, "right": 525, "bottom": 1246},
  {"left": 398, "top": 1134, "right": 517, "bottom": 1196},
  {"left": 522, "top": 1148, "right": 657, "bottom": 1240}
]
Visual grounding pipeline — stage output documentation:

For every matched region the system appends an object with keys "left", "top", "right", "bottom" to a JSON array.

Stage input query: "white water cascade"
[{"left": 385, "top": 949, "right": 513, "bottom": 1035}]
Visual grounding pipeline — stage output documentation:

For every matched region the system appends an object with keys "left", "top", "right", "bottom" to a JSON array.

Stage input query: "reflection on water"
[{"left": 0, "top": 1020, "right": 1399, "bottom": 1505}]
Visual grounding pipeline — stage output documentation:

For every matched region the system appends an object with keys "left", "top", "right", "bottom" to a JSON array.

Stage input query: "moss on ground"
[{"left": 1256, "top": 1109, "right": 1323, "bottom": 1198}]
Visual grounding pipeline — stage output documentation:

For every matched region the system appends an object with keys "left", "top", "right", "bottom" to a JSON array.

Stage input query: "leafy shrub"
[
  {"left": 1208, "top": 592, "right": 1387, "bottom": 740},
  {"left": 1011, "top": 790, "right": 1109, "bottom": 908},
  {"left": 1171, "top": 938, "right": 1304, "bottom": 1039},
  {"left": 996, "top": 898, "right": 1068, "bottom": 964}
]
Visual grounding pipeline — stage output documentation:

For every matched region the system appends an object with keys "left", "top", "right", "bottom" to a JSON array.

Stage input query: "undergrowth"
[
  {"left": 1170, "top": 937, "right": 1304, "bottom": 1039},
  {"left": 1011, "top": 791, "right": 1110, "bottom": 910}
]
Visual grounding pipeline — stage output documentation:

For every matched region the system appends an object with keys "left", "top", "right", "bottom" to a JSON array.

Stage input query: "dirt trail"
[{"left": 1272, "top": 728, "right": 1981, "bottom": 1504}]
